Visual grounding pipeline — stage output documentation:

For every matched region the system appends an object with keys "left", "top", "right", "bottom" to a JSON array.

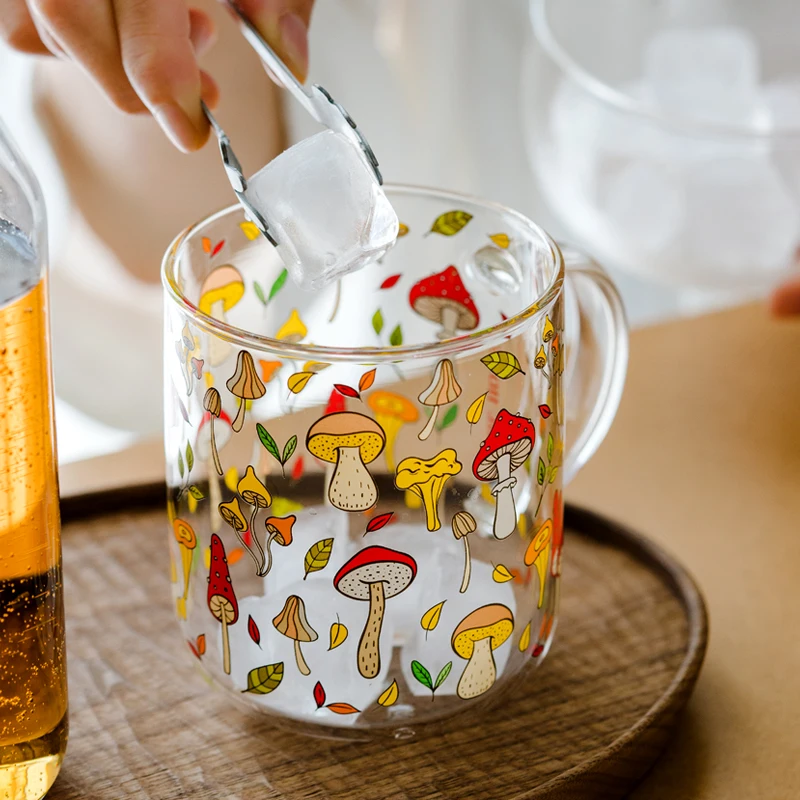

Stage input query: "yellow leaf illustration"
[
  {"left": 492, "top": 564, "right": 514, "bottom": 583},
  {"left": 239, "top": 221, "right": 261, "bottom": 240},
  {"left": 329, "top": 619, "right": 348, "bottom": 650},
  {"left": 481, "top": 351, "right": 525, "bottom": 380},
  {"left": 288, "top": 371, "right": 314, "bottom": 394},
  {"left": 466, "top": 392, "right": 488, "bottom": 426},
  {"left": 489, "top": 233, "right": 510, "bottom": 249},
  {"left": 224, "top": 467, "right": 239, "bottom": 492},
  {"left": 519, "top": 622, "right": 531, "bottom": 652},
  {"left": 398, "top": 223, "right": 410, "bottom": 237},
  {"left": 304, "top": 538, "right": 334, "bottom": 579},
  {"left": 427, "top": 210, "right": 473, "bottom": 237},
  {"left": 187, "top": 493, "right": 198, "bottom": 514},
  {"left": 420, "top": 601, "right": 446, "bottom": 634},
  {"left": 203, "top": 547, "right": 211, "bottom": 570},
  {"left": 378, "top": 680, "right": 399, "bottom": 707}
]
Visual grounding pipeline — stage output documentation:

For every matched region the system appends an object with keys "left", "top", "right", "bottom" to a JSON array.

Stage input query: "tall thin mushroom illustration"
[
  {"left": 237, "top": 466, "right": 272, "bottom": 575},
  {"left": 227, "top": 350, "right": 266, "bottom": 432},
  {"left": 394, "top": 449, "right": 462, "bottom": 532},
  {"left": 263, "top": 515, "right": 295, "bottom": 577},
  {"left": 218, "top": 497, "right": 260, "bottom": 572},
  {"left": 199, "top": 265, "right": 245, "bottom": 366},
  {"left": 173, "top": 518, "right": 197, "bottom": 619},
  {"left": 451, "top": 604, "right": 514, "bottom": 699},
  {"left": 451, "top": 511, "right": 477, "bottom": 593},
  {"left": 473, "top": 410, "right": 535, "bottom": 539},
  {"left": 306, "top": 412, "right": 386, "bottom": 512},
  {"left": 334, "top": 546, "right": 417, "bottom": 678},
  {"left": 366, "top": 390, "right": 419, "bottom": 471},
  {"left": 273, "top": 595, "right": 317, "bottom": 675},
  {"left": 409, "top": 265, "right": 480, "bottom": 340},
  {"left": 418, "top": 359, "right": 461, "bottom": 440},
  {"left": 207, "top": 533, "right": 239, "bottom": 675},
  {"left": 197, "top": 390, "right": 232, "bottom": 534}
]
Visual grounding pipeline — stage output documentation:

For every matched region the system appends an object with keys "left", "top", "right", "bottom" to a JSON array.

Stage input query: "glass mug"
[{"left": 162, "top": 186, "right": 627, "bottom": 738}]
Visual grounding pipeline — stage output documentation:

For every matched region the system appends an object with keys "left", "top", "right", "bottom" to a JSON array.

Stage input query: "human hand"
[
  {"left": 0, "top": 0, "right": 315, "bottom": 152},
  {"left": 771, "top": 277, "right": 800, "bottom": 317}
]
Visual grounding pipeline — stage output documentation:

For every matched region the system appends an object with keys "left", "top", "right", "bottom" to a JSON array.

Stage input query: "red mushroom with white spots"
[
  {"left": 473, "top": 409, "right": 535, "bottom": 539},
  {"left": 409, "top": 265, "right": 480, "bottom": 340},
  {"left": 334, "top": 546, "right": 417, "bottom": 679}
]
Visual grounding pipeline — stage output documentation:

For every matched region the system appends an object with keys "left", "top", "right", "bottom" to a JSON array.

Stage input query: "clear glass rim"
[
  {"left": 161, "top": 183, "right": 564, "bottom": 363},
  {"left": 530, "top": 0, "right": 800, "bottom": 141}
]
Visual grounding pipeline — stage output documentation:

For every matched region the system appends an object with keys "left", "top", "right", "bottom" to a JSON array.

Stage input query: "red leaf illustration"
[
  {"left": 358, "top": 368, "right": 376, "bottom": 392},
  {"left": 325, "top": 389, "right": 346, "bottom": 415},
  {"left": 532, "top": 644, "right": 544, "bottom": 658},
  {"left": 334, "top": 384, "right": 361, "bottom": 400},
  {"left": 314, "top": 681, "right": 326, "bottom": 709},
  {"left": 365, "top": 512, "right": 394, "bottom": 535},
  {"left": 211, "top": 239, "right": 225, "bottom": 257},
  {"left": 247, "top": 615, "right": 261, "bottom": 647},
  {"left": 538, "top": 404, "right": 552, "bottom": 419},
  {"left": 326, "top": 702, "right": 360, "bottom": 715},
  {"left": 188, "top": 640, "right": 201, "bottom": 659},
  {"left": 196, "top": 634, "right": 206, "bottom": 655},
  {"left": 380, "top": 274, "right": 402, "bottom": 289},
  {"left": 291, "top": 455, "right": 304, "bottom": 481},
  {"left": 500, "top": 313, "right": 508, "bottom": 321}
]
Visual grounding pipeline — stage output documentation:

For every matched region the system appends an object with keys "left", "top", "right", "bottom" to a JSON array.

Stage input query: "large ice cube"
[
  {"left": 643, "top": 27, "right": 761, "bottom": 126},
  {"left": 245, "top": 130, "right": 398, "bottom": 291}
]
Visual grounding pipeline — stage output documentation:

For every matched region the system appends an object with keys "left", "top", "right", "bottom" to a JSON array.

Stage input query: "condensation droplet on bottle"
[{"left": 465, "top": 245, "right": 522, "bottom": 295}]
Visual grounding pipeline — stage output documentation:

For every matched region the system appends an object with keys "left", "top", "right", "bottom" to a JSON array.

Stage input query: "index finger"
[{"left": 112, "top": 0, "right": 209, "bottom": 152}]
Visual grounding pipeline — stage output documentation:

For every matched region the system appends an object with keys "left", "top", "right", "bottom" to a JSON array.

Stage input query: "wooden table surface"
[{"left": 60, "top": 302, "right": 800, "bottom": 800}]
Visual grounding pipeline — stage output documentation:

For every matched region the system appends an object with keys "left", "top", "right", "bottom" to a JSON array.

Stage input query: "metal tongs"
[{"left": 202, "top": 1, "right": 383, "bottom": 247}]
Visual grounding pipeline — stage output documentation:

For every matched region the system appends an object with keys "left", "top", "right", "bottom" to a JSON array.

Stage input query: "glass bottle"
[{"left": 0, "top": 119, "right": 67, "bottom": 798}]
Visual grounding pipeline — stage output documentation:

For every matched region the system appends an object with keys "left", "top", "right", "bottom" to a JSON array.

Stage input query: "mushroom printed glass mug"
[{"left": 162, "top": 186, "right": 627, "bottom": 738}]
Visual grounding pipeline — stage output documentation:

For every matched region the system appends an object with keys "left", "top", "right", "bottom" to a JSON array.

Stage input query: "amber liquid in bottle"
[{"left": 0, "top": 225, "right": 67, "bottom": 800}]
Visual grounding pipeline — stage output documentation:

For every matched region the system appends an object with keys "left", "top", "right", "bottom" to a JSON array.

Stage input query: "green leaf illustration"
[
  {"left": 372, "top": 309, "right": 384, "bottom": 336},
  {"left": 411, "top": 660, "right": 433, "bottom": 690},
  {"left": 185, "top": 442, "right": 194, "bottom": 472},
  {"left": 282, "top": 435, "right": 297, "bottom": 465},
  {"left": 434, "top": 661, "right": 453, "bottom": 690},
  {"left": 178, "top": 449, "right": 185, "bottom": 478},
  {"left": 537, "top": 457, "right": 546, "bottom": 486},
  {"left": 547, "top": 433, "right": 554, "bottom": 463},
  {"left": 242, "top": 662, "right": 284, "bottom": 694},
  {"left": 389, "top": 324, "right": 403, "bottom": 347},
  {"left": 549, "top": 466, "right": 559, "bottom": 484},
  {"left": 268, "top": 268, "right": 288, "bottom": 302},
  {"left": 188, "top": 485, "right": 205, "bottom": 500},
  {"left": 253, "top": 281, "right": 267, "bottom": 306},
  {"left": 437, "top": 404, "right": 458, "bottom": 431},
  {"left": 427, "top": 210, "right": 473, "bottom": 236},
  {"left": 256, "top": 423, "right": 281, "bottom": 463}
]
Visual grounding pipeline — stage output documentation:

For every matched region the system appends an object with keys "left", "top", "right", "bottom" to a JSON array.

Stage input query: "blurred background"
[{"left": 0, "top": 0, "right": 798, "bottom": 463}]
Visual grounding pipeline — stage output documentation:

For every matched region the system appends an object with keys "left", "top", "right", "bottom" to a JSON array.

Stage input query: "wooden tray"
[{"left": 51, "top": 488, "right": 707, "bottom": 800}]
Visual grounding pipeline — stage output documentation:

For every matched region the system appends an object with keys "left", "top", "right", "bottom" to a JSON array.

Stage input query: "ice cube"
[
  {"left": 604, "top": 161, "right": 685, "bottom": 255},
  {"left": 245, "top": 130, "right": 398, "bottom": 291},
  {"left": 684, "top": 157, "right": 800, "bottom": 285},
  {"left": 644, "top": 27, "right": 761, "bottom": 126}
]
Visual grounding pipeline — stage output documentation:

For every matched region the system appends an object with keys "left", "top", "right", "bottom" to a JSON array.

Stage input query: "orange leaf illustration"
[
  {"left": 359, "top": 368, "right": 376, "bottom": 392},
  {"left": 326, "top": 703, "right": 360, "bottom": 715},
  {"left": 201, "top": 236, "right": 211, "bottom": 253}
]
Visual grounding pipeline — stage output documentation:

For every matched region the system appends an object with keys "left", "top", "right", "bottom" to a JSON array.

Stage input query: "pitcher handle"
[{"left": 560, "top": 245, "right": 629, "bottom": 484}]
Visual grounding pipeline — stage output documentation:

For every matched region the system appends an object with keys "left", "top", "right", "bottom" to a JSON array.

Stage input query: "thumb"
[{"left": 233, "top": 0, "right": 315, "bottom": 83}]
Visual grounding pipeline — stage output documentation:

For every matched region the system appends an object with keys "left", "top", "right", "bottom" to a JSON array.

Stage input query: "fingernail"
[
  {"left": 277, "top": 13, "right": 309, "bottom": 83},
  {"left": 153, "top": 103, "right": 201, "bottom": 153}
]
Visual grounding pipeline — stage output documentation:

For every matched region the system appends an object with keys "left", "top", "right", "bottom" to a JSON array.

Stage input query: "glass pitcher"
[{"left": 0, "top": 119, "right": 67, "bottom": 797}]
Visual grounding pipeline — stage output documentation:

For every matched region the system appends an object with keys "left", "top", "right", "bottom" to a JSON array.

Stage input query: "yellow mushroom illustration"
[
  {"left": 394, "top": 449, "right": 462, "bottom": 532},
  {"left": 173, "top": 518, "right": 197, "bottom": 619},
  {"left": 417, "top": 359, "right": 461, "bottom": 440},
  {"left": 451, "top": 604, "right": 514, "bottom": 699},
  {"left": 306, "top": 412, "right": 386, "bottom": 511},
  {"left": 237, "top": 466, "right": 272, "bottom": 575},
  {"left": 524, "top": 519, "right": 552, "bottom": 608},
  {"left": 198, "top": 265, "right": 245, "bottom": 366},
  {"left": 366, "top": 390, "right": 419, "bottom": 471},
  {"left": 276, "top": 309, "right": 308, "bottom": 343}
]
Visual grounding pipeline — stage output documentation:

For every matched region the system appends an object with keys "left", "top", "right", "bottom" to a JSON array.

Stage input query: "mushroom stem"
[
  {"left": 358, "top": 581, "right": 386, "bottom": 678},
  {"left": 209, "top": 418, "right": 223, "bottom": 476},
  {"left": 209, "top": 472, "right": 222, "bottom": 534},
  {"left": 491, "top": 453, "right": 518, "bottom": 540},
  {"left": 329, "top": 447, "right": 378, "bottom": 512},
  {"left": 231, "top": 399, "right": 247, "bottom": 433},
  {"left": 419, "top": 405, "right": 439, "bottom": 440},
  {"left": 460, "top": 537, "right": 472, "bottom": 594},
  {"left": 457, "top": 637, "right": 496, "bottom": 699},
  {"left": 438, "top": 306, "right": 460, "bottom": 340},
  {"left": 262, "top": 531, "right": 278, "bottom": 577},
  {"left": 294, "top": 639, "right": 311, "bottom": 676},
  {"left": 248, "top": 507, "right": 266, "bottom": 575},
  {"left": 221, "top": 617, "right": 231, "bottom": 675}
]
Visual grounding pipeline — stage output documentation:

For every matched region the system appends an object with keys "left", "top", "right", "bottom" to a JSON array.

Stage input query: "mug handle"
[{"left": 560, "top": 245, "right": 629, "bottom": 484}]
